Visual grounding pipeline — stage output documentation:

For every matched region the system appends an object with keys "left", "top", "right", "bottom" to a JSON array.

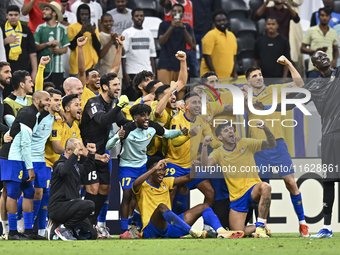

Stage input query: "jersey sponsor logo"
[
  {"left": 91, "top": 106, "right": 98, "bottom": 115},
  {"left": 52, "top": 130, "right": 57, "bottom": 137}
]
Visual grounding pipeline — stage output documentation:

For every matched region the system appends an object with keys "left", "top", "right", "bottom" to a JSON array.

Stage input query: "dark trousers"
[{"left": 48, "top": 199, "right": 95, "bottom": 230}]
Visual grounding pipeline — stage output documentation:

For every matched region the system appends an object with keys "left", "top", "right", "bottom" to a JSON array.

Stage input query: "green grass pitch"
[{"left": 0, "top": 234, "right": 338, "bottom": 255}]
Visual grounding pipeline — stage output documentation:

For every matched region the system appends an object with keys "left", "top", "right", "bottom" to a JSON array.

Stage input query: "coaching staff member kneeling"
[{"left": 47, "top": 138, "right": 97, "bottom": 241}]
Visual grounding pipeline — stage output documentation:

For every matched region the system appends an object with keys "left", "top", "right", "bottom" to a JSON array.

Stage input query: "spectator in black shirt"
[
  {"left": 254, "top": 16, "right": 291, "bottom": 83},
  {"left": 48, "top": 138, "right": 97, "bottom": 241},
  {"left": 2, "top": 5, "right": 37, "bottom": 98}
]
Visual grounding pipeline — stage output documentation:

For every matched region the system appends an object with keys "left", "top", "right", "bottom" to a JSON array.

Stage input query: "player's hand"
[
  {"left": 153, "top": 158, "right": 169, "bottom": 171},
  {"left": 241, "top": 85, "right": 249, "bottom": 101},
  {"left": 253, "top": 100, "right": 264, "bottom": 110},
  {"left": 277, "top": 55, "right": 291, "bottom": 66},
  {"left": 176, "top": 101, "right": 185, "bottom": 113},
  {"left": 256, "top": 120, "right": 268, "bottom": 130},
  {"left": 235, "top": 136, "right": 241, "bottom": 143},
  {"left": 27, "top": 169, "right": 35, "bottom": 182},
  {"left": 100, "top": 153, "right": 110, "bottom": 163},
  {"left": 143, "top": 93, "right": 155, "bottom": 103},
  {"left": 203, "top": 135, "right": 213, "bottom": 146},
  {"left": 189, "top": 126, "right": 198, "bottom": 137},
  {"left": 192, "top": 160, "right": 201, "bottom": 168},
  {"left": 86, "top": 143, "right": 96, "bottom": 155},
  {"left": 117, "top": 35, "right": 125, "bottom": 47},
  {"left": 58, "top": 109, "right": 67, "bottom": 123},
  {"left": 73, "top": 140, "right": 83, "bottom": 155},
  {"left": 110, "top": 32, "right": 119, "bottom": 47},
  {"left": 179, "top": 123, "right": 188, "bottom": 136},
  {"left": 119, "top": 126, "right": 126, "bottom": 139},
  {"left": 170, "top": 80, "right": 177, "bottom": 92},
  {"left": 175, "top": 51, "right": 186, "bottom": 62},
  {"left": 90, "top": 24, "right": 96, "bottom": 34},
  {"left": 77, "top": 36, "right": 88, "bottom": 47},
  {"left": 4, "top": 133, "right": 13, "bottom": 143},
  {"left": 40, "top": 56, "right": 51, "bottom": 66}
]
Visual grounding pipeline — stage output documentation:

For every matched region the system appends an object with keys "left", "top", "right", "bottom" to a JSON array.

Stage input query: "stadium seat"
[
  {"left": 229, "top": 18, "right": 257, "bottom": 40},
  {"left": 143, "top": 16, "right": 163, "bottom": 38},
  {"left": 256, "top": 19, "right": 266, "bottom": 37},
  {"left": 249, "top": 0, "right": 263, "bottom": 17},
  {"left": 334, "top": 1, "right": 340, "bottom": 14},
  {"left": 135, "top": 0, "right": 158, "bottom": 17},
  {"left": 221, "top": 0, "right": 249, "bottom": 19},
  {"left": 237, "top": 38, "right": 255, "bottom": 61},
  {"left": 237, "top": 57, "right": 255, "bottom": 75}
]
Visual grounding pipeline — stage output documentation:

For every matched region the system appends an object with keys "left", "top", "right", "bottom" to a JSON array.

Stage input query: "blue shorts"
[
  {"left": 119, "top": 164, "right": 147, "bottom": 190},
  {"left": 142, "top": 213, "right": 188, "bottom": 238},
  {"left": 255, "top": 139, "right": 294, "bottom": 180},
  {"left": 0, "top": 159, "right": 28, "bottom": 182},
  {"left": 230, "top": 184, "right": 257, "bottom": 212},
  {"left": 165, "top": 163, "right": 207, "bottom": 190},
  {"left": 33, "top": 162, "right": 51, "bottom": 189}
]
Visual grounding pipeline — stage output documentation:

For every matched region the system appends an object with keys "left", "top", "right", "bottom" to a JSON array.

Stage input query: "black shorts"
[
  {"left": 82, "top": 160, "right": 111, "bottom": 185},
  {"left": 321, "top": 132, "right": 340, "bottom": 182}
]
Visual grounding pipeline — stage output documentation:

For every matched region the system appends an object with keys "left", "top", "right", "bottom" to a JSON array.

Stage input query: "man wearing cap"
[
  {"left": 22, "top": 0, "right": 61, "bottom": 35},
  {"left": 34, "top": 1, "right": 70, "bottom": 92}
]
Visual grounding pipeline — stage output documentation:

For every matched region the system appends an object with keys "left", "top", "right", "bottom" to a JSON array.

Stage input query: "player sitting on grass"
[
  {"left": 201, "top": 121, "right": 276, "bottom": 238},
  {"left": 132, "top": 156, "right": 244, "bottom": 239}
]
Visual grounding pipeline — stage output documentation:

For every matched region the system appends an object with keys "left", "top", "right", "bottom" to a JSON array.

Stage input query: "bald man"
[{"left": 0, "top": 90, "right": 50, "bottom": 240}]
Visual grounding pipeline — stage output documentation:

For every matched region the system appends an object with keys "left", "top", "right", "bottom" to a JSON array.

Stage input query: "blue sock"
[
  {"left": 172, "top": 193, "right": 187, "bottom": 215},
  {"left": 80, "top": 187, "right": 86, "bottom": 198},
  {"left": 38, "top": 192, "right": 49, "bottom": 230},
  {"left": 131, "top": 210, "right": 141, "bottom": 224},
  {"left": 121, "top": 218, "right": 129, "bottom": 233},
  {"left": 8, "top": 213, "right": 17, "bottom": 231},
  {"left": 17, "top": 196, "right": 23, "bottom": 220},
  {"left": 98, "top": 196, "right": 109, "bottom": 223},
  {"left": 202, "top": 207, "right": 222, "bottom": 231},
  {"left": 163, "top": 209, "right": 191, "bottom": 234},
  {"left": 255, "top": 222, "right": 265, "bottom": 228},
  {"left": 290, "top": 193, "right": 305, "bottom": 221},
  {"left": 33, "top": 200, "right": 41, "bottom": 224},
  {"left": 23, "top": 212, "right": 33, "bottom": 230}
]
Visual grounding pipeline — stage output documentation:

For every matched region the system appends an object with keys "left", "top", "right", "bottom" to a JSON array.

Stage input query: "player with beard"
[
  {"left": 0, "top": 62, "right": 11, "bottom": 240},
  {"left": 165, "top": 92, "right": 220, "bottom": 216},
  {"left": 0, "top": 91, "right": 50, "bottom": 240},
  {"left": 201, "top": 122, "right": 276, "bottom": 238},
  {"left": 105, "top": 103, "right": 188, "bottom": 238},
  {"left": 277, "top": 50, "right": 340, "bottom": 238},
  {"left": 79, "top": 73, "right": 129, "bottom": 229}
]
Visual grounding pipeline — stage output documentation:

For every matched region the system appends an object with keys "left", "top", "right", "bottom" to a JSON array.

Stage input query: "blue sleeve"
[
  {"left": 263, "top": 105, "right": 272, "bottom": 110},
  {"left": 20, "top": 123, "right": 33, "bottom": 170}
]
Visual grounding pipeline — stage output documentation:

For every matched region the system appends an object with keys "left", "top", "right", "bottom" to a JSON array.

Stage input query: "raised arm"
[
  {"left": 133, "top": 159, "right": 169, "bottom": 193},
  {"left": 77, "top": 36, "right": 88, "bottom": 87},
  {"left": 35, "top": 56, "right": 51, "bottom": 91},
  {"left": 256, "top": 121, "right": 276, "bottom": 150},
  {"left": 200, "top": 136, "right": 216, "bottom": 166},
  {"left": 277, "top": 55, "right": 304, "bottom": 88},
  {"left": 110, "top": 35, "right": 125, "bottom": 74},
  {"left": 155, "top": 81, "right": 177, "bottom": 119},
  {"left": 174, "top": 51, "right": 188, "bottom": 92}
]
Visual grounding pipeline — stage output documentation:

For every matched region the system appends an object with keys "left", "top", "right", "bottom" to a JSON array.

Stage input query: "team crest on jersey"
[
  {"left": 262, "top": 92, "right": 267, "bottom": 97},
  {"left": 72, "top": 132, "right": 76, "bottom": 137},
  {"left": 197, "top": 125, "right": 202, "bottom": 130},
  {"left": 150, "top": 188, "right": 153, "bottom": 191},
  {"left": 239, "top": 148, "right": 245, "bottom": 153},
  {"left": 163, "top": 185, "right": 166, "bottom": 190},
  {"left": 206, "top": 114, "right": 212, "bottom": 120},
  {"left": 147, "top": 133, "right": 151, "bottom": 138}
]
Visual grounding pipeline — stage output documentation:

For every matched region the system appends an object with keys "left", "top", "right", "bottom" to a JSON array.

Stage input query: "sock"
[
  {"left": 23, "top": 212, "right": 33, "bottom": 230},
  {"left": 121, "top": 218, "right": 129, "bottom": 233},
  {"left": 172, "top": 193, "right": 187, "bottom": 215},
  {"left": 8, "top": 213, "right": 17, "bottom": 231},
  {"left": 80, "top": 187, "right": 86, "bottom": 198},
  {"left": 323, "top": 224, "right": 332, "bottom": 231},
  {"left": 98, "top": 195, "right": 109, "bottom": 223},
  {"left": 95, "top": 194, "right": 108, "bottom": 220},
  {"left": 201, "top": 207, "right": 222, "bottom": 232},
  {"left": 323, "top": 182, "right": 334, "bottom": 225},
  {"left": 1, "top": 220, "right": 9, "bottom": 234},
  {"left": 255, "top": 217, "right": 266, "bottom": 228},
  {"left": 17, "top": 196, "right": 23, "bottom": 220},
  {"left": 128, "top": 215, "right": 133, "bottom": 225},
  {"left": 38, "top": 192, "right": 49, "bottom": 230},
  {"left": 33, "top": 200, "right": 42, "bottom": 224},
  {"left": 85, "top": 193, "right": 97, "bottom": 224},
  {"left": 290, "top": 193, "right": 305, "bottom": 222},
  {"left": 97, "top": 221, "right": 105, "bottom": 228},
  {"left": 131, "top": 210, "right": 141, "bottom": 225},
  {"left": 163, "top": 209, "right": 191, "bottom": 234}
]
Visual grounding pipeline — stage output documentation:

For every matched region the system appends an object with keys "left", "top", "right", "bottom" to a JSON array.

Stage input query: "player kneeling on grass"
[
  {"left": 132, "top": 156, "right": 244, "bottom": 239},
  {"left": 201, "top": 121, "right": 276, "bottom": 238}
]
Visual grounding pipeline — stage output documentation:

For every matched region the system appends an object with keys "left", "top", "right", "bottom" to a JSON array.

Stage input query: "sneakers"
[
  {"left": 299, "top": 224, "right": 309, "bottom": 237},
  {"left": 0, "top": 233, "right": 8, "bottom": 240},
  {"left": 254, "top": 226, "right": 270, "bottom": 238},
  {"left": 205, "top": 229, "right": 217, "bottom": 238},
  {"left": 45, "top": 219, "right": 58, "bottom": 240},
  {"left": 55, "top": 225, "right": 77, "bottom": 241},
  {"left": 8, "top": 232, "right": 30, "bottom": 240},
  {"left": 310, "top": 228, "right": 332, "bottom": 238},
  {"left": 264, "top": 223, "right": 272, "bottom": 237},
  {"left": 189, "top": 229, "right": 208, "bottom": 239},
  {"left": 217, "top": 229, "right": 244, "bottom": 239},
  {"left": 25, "top": 232, "right": 46, "bottom": 240},
  {"left": 129, "top": 225, "right": 140, "bottom": 239},
  {"left": 120, "top": 230, "right": 133, "bottom": 239},
  {"left": 95, "top": 225, "right": 112, "bottom": 239}
]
